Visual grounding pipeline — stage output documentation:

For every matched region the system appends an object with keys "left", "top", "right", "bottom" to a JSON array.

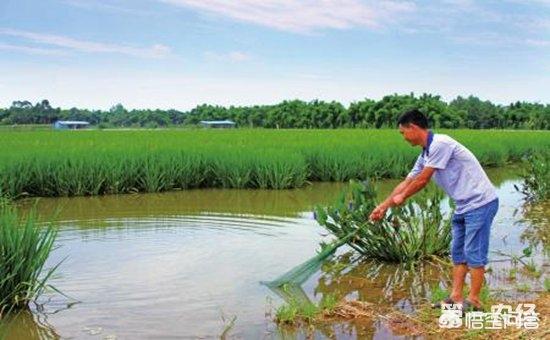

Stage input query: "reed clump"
[{"left": 0, "top": 205, "right": 60, "bottom": 316}]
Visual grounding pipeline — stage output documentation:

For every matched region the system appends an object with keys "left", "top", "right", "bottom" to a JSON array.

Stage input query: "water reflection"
[
  {"left": 0, "top": 309, "right": 59, "bottom": 340},
  {"left": 520, "top": 201, "right": 550, "bottom": 254},
  {"left": 17, "top": 183, "right": 350, "bottom": 221},
  {"left": 316, "top": 254, "right": 450, "bottom": 309}
]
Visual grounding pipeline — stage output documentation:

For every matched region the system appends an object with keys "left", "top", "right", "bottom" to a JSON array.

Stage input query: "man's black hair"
[{"left": 397, "top": 109, "right": 429, "bottom": 129}]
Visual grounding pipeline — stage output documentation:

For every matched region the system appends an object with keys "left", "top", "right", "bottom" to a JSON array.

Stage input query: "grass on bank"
[
  {"left": 274, "top": 288, "right": 378, "bottom": 327},
  {"left": 275, "top": 290, "right": 340, "bottom": 325}
]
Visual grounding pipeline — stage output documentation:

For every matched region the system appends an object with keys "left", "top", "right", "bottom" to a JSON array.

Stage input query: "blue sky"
[{"left": 0, "top": 0, "right": 549, "bottom": 110}]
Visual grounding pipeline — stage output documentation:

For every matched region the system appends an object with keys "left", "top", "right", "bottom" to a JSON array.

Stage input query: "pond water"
[{"left": 2, "top": 166, "right": 548, "bottom": 339}]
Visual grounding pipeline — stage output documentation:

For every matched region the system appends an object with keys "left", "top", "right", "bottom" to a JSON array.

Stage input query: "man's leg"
[
  {"left": 450, "top": 213, "right": 467, "bottom": 302},
  {"left": 464, "top": 199, "right": 499, "bottom": 307},
  {"left": 450, "top": 263, "right": 468, "bottom": 302},
  {"left": 468, "top": 266, "right": 485, "bottom": 307}
]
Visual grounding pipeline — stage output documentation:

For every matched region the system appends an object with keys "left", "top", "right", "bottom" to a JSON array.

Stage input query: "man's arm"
[
  {"left": 369, "top": 177, "right": 413, "bottom": 221},
  {"left": 380, "top": 177, "right": 413, "bottom": 208},
  {"left": 369, "top": 167, "right": 435, "bottom": 221},
  {"left": 391, "top": 166, "right": 435, "bottom": 205}
]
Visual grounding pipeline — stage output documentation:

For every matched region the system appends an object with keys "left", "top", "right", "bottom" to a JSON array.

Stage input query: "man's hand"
[
  {"left": 369, "top": 203, "right": 388, "bottom": 221},
  {"left": 368, "top": 169, "right": 434, "bottom": 222}
]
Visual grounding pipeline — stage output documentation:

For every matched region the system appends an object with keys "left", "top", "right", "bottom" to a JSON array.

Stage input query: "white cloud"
[
  {"left": 204, "top": 51, "right": 251, "bottom": 62},
  {"left": 0, "top": 43, "right": 69, "bottom": 56},
  {"left": 515, "top": 17, "right": 550, "bottom": 32},
  {"left": 505, "top": 0, "right": 550, "bottom": 6},
  {"left": 448, "top": 31, "right": 550, "bottom": 49},
  {"left": 526, "top": 39, "right": 550, "bottom": 47},
  {"left": 0, "top": 28, "right": 171, "bottom": 58},
  {"left": 158, "top": 0, "right": 416, "bottom": 33},
  {"left": 60, "top": 0, "right": 154, "bottom": 16}
]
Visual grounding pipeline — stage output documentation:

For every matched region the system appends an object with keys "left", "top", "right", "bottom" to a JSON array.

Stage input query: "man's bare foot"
[
  {"left": 432, "top": 296, "right": 463, "bottom": 309},
  {"left": 463, "top": 299, "right": 483, "bottom": 311}
]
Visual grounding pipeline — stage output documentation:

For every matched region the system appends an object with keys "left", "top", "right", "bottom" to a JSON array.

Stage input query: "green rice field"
[{"left": 1, "top": 129, "right": 549, "bottom": 198}]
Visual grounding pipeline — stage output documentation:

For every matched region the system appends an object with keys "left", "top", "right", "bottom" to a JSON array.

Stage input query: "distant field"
[
  {"left": 0, "top": 124, "right": 52, "bottom": 131},
  {"left": 1, "top": 129, "right": 549, "bottom": 198}
]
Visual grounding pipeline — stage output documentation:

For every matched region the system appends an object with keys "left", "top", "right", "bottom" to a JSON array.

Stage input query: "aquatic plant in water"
[
  {"left": 0, "top": 205, "right": 61, "bottom": 316},
  {"left": 263, "top": 180, "right": 451, "bottom": 289},
  {"left": 315, "top": 180, "right": 452, "bottom": 262},
  {"left": 516, "top": 151, "right": 550, "bottom": 203}
]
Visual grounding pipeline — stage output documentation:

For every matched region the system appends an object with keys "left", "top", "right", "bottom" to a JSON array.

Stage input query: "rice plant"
[
  {"left": 0, "top": 205, "right": 60, "bottom": 316},
  {"left": 0, "top": 129, "right": 548, "bottom": 198},
  {"left": 0, "top": 194, "right": 9, "bottom": 208},
  {"left": 210, "top": 153, "right": 255, "bottom": 189},
  {"left": 253, "top": 152, "right": 308, "bottom": 189}
]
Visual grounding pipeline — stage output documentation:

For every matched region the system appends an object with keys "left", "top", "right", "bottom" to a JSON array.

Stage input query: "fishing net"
[
  {"left": 261, "top": 231, "right": 356, "bottom": 289},
  {"left": 263, "top": 180, "right": 452, "bottom": 289},
  {"left": 262, "top": 180, "right": 376, "bottom": 289}
]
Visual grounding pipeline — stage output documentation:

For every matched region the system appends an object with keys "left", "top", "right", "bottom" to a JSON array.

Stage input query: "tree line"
[{"left": 1, "top": 93, "right": 549, "bottom": 129}]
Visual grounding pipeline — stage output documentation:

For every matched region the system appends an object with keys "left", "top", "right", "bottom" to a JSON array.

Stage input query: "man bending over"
[{"left": 369, "top": 109, "right": 499, "bottom": 311}]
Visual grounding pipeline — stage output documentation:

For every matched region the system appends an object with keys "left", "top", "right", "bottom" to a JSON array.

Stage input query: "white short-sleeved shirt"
[{"left": 407, "top": 132, "right": 497, "bottom": 214}]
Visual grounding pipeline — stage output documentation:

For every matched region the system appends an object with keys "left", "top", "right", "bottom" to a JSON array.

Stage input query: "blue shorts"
[{"left": 451, "top": 198, "right": 499, "bottom": 268}]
